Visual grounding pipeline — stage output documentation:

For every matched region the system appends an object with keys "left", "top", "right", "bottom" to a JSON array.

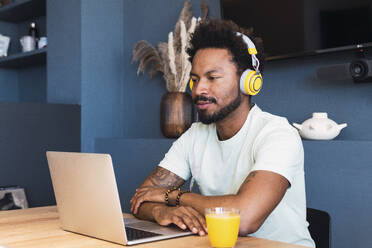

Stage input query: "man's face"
[{"left": 190, "top": 48, "right": 242, "bottom": 124}]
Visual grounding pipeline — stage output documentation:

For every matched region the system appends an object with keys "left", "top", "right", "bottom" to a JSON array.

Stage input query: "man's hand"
[
  {"left": 130, "top": 186, "right": 168, "bottom": 214},
  {"left": 152, "top": 205, "right": 207, "bottom": 236},
  {"left": 129, "top": 167, "right": 185, "bottom": 221}
]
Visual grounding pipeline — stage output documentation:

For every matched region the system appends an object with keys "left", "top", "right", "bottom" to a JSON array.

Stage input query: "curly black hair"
[{"left": 187, "top": 19, "right": 264, "bottom": 75}]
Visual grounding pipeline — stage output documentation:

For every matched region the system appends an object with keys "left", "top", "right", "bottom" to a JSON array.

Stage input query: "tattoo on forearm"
[{"left": 147, "top": 167, "right": 184, "bottom": 188}]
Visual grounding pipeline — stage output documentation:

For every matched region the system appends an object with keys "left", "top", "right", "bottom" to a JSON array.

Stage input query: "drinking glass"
[{"left": 205, "top": 207, "right": 240, "bottom": 248}]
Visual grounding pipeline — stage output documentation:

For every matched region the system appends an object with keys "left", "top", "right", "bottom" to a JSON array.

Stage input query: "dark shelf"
[
  {"left": 0, "top": 0, "right": 45, "bottom": 23},
  {"left": 0, "top": 48, "right": 46, "bottom": 68}
]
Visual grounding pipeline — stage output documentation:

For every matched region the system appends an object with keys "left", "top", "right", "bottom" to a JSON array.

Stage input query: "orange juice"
[{"left": 205, "top": 208, "right": 240, "bottom": 248}]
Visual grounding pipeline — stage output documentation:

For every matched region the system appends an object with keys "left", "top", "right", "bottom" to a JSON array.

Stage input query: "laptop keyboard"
[{"left": 125, "top": 226, "right": 161, "bottom": 241}]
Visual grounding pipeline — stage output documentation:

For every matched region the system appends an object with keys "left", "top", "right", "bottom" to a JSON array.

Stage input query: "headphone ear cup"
[
  {"left": 240, "top": 69, "right": 263, "bottom": 95},
  {"left": 189, "top": 78, "right": 194, "bottom": 91}
]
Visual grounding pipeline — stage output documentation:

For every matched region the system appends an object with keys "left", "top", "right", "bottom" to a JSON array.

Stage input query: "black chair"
[{"left": 307, "top": 208, "right": 331, "bottom": 248}]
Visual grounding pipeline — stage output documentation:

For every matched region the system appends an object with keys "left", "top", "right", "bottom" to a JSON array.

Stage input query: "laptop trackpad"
[{"left": 124, "top": 218, "right": 189, "bottom": 235}]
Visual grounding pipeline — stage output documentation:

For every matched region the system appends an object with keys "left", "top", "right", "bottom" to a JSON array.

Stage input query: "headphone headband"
[{"left": 236, "top": 32, "right": 260, "bottom": 73}]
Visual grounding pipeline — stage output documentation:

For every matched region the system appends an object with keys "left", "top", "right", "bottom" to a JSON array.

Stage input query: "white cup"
[
  {"left": 38, "top": 37, "right": 47, "bottom": 49},
  {"left": 20, "top": 36, "right": 35, "bottom": 52}
]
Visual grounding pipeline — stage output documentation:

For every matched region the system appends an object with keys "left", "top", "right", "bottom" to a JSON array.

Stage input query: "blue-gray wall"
[
  {"left": 0, "top": 68, "right": 18, "bottom": 101},
  {"left": 47, "top": 0, "right": 125, "bottom": 152},
  {"left": 81, "top": 0, "right": 124, "bottom": 152},
  {"left": 18, "top": 65, "right": 46, "bottom": 102},
  {"left": 47, "top": 0, "right": 81, "bottom": 104}
]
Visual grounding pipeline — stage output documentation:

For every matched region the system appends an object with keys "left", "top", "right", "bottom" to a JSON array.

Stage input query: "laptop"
[{"left": 46, "top": 151, "right": 192, "bottom": 245}]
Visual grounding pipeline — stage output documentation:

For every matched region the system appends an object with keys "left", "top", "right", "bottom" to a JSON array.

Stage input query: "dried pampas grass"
[
  {"left": 132, "top": 0, "right": 209, "bottom": 92},
  {"left": 201, "top": 0, "right": 208, "bottom": 20},
  {"left": 132, "top": 40, "right": 164, "bottom": 78}
]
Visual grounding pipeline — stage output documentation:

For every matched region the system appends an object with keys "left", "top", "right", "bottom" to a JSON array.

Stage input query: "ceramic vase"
[{"left": 160, "top": 92, "right": 193, "bottom": 138}]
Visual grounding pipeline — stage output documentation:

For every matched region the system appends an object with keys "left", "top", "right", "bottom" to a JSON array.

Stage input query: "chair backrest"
[{"left": 307, "top": 208, "right": 331, "bottom": 248}]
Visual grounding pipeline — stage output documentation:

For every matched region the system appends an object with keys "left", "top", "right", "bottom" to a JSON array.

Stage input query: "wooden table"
[{"left": 0, "top": 206, "right": 306, "bottom": 248}]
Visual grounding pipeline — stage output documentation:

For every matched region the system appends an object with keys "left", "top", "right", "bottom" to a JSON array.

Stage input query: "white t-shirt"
[{"left": 159, "top": 104, "right": 315, "bottom": 248}]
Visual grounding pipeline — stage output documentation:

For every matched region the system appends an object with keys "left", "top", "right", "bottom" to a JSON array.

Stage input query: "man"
[{"left": 130, "top": 19, "right": 315, "bottom": 248}]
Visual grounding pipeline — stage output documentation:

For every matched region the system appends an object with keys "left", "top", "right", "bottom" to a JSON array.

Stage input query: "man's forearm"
[
  {"left": 179, "top": 192, "right": 262, "bottom": 234},
  {"left": 133, "top": 202, "right": 164, "bottom": 221},
  {"left": 134, "top": 192, "right": 239, "bottom": 221},
  {"left": 178, "top": 171, "right": 289, "bottom": 235},
  {"left": 180, "top": 193, "right": 239, "bottom": 215}
]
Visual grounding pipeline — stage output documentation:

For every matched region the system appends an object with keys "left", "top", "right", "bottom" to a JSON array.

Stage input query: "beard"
[{"left": 194, "top": 91, "right": 242, "bottom": 124}]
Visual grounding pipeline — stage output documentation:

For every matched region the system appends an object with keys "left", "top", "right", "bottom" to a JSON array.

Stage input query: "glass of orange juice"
[{"left": 205, "top": 207, "right": 240, "bottom": 248}]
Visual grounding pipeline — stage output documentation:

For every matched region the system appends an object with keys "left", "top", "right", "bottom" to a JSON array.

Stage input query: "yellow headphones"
[{"left": 189, "top": 32, "right": 262, "bottom": 95}]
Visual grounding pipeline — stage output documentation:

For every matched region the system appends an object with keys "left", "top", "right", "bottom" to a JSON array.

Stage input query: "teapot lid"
[{"left": 312, "top": 112, "right": 328, "bottom": 118}]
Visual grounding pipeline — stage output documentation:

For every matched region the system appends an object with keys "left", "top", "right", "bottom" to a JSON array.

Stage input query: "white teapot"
[{"left": 293, "top": 112, "right": 347, "bottom": 140}]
